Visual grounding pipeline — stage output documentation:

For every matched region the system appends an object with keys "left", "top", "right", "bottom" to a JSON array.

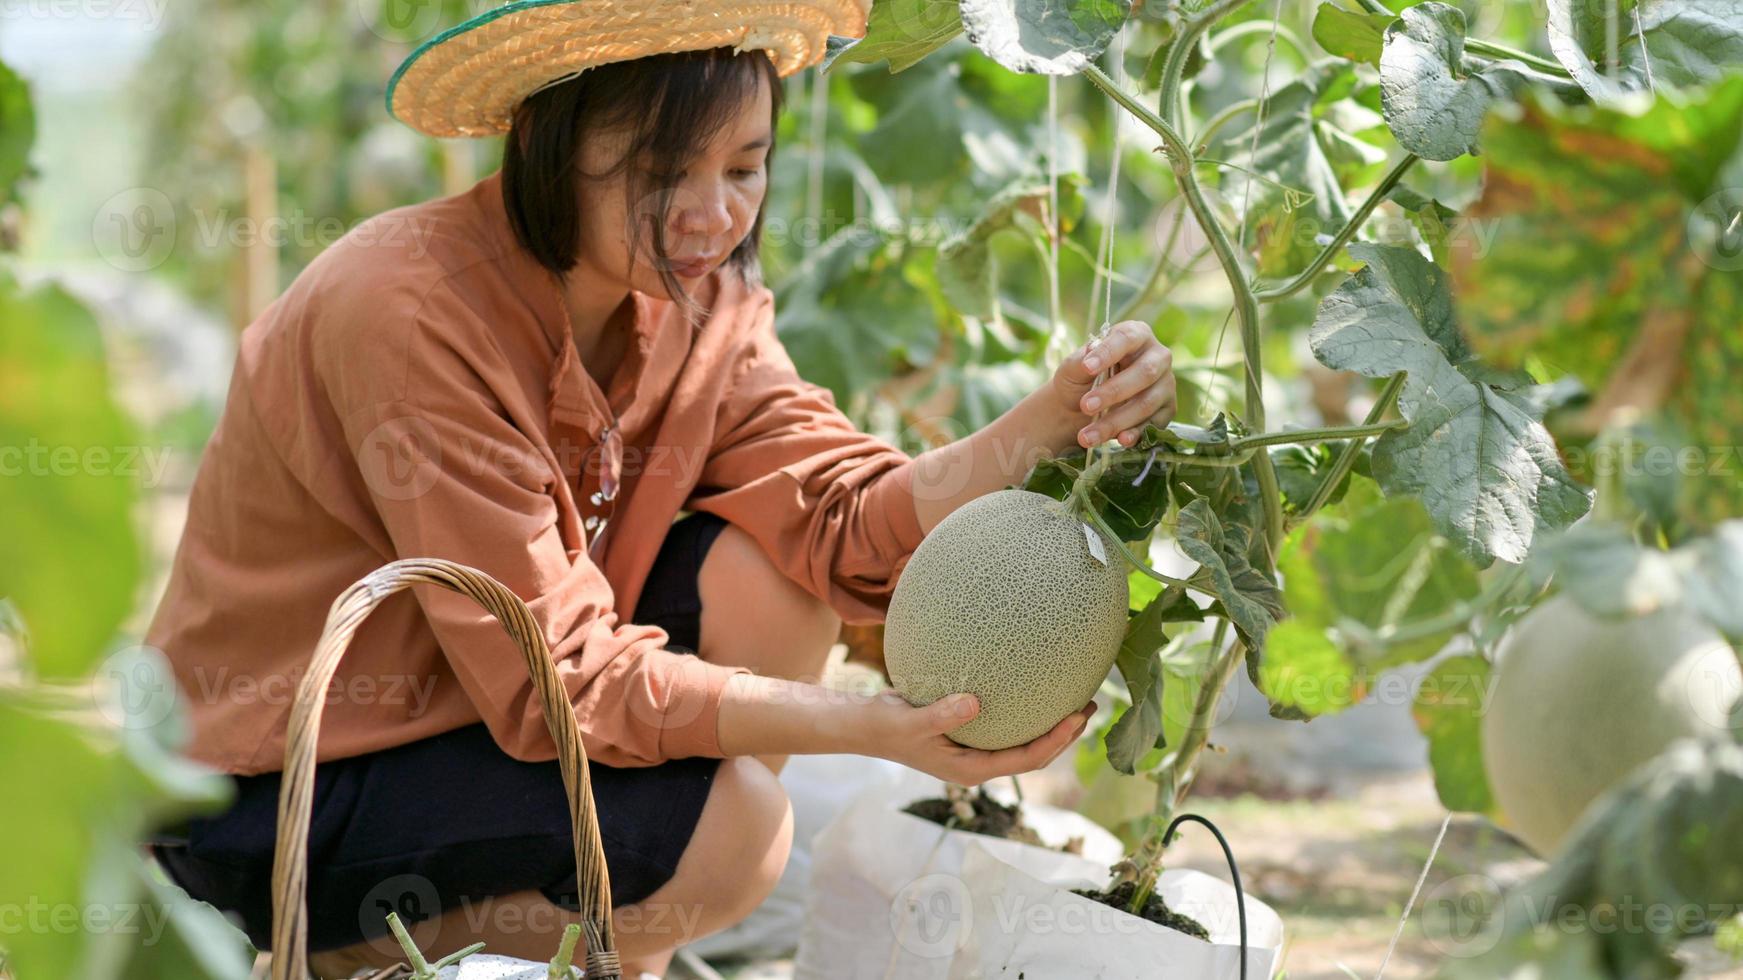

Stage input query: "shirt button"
[
  {"left": 589, "top": 490, "right": 605, "bottom": 506},
  {"left": 584, "top": 514, "right": 600, "bottom": 530}
]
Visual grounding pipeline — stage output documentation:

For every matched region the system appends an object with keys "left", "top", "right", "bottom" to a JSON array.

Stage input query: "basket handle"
[{"left": 268, "top": 558, "right": 621, "bottom": 980}]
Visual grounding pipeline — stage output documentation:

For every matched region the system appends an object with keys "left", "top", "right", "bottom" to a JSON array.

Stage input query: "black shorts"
[{"left": 147, "top": 510, "right": 732, "bottom": 953}]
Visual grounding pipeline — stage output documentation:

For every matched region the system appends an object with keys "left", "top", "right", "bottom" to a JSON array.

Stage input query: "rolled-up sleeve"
[
  {"left": 685, "top": 302, "right": 929, "bottom": 624},
  {"left": 335, "top": 305, "right": 748, "bottom": 768}
]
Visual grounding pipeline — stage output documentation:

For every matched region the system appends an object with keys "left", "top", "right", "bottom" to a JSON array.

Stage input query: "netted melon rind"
[{"left": 884, "top": 489, "right": 1129, "bottom": 750}]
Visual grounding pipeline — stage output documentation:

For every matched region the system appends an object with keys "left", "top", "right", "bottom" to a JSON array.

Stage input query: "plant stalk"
[
  {"left": 1083, "top": 63, "right": 1286, "bottom": 568},
  {"left": 1291, "top": 371, "right": 1406, "bottom": 528},
  {"left": 1074, "top": 494, "right": 1197, "bottom": 592},
  {"left": 1118, "top": 617, "right": 1238, "bottom": 912},
  {"left": 1254, "top": 154, "right": 1420, "bottom": 303},
  {"left": 1375, "top": 562, "right": 1532, "bottom": 646},
  {"left": 1231, "top": 419, "right": 1406, "bottom": 451},
  {"left": 1162, "top": 619, "right": 1240, "bottom": 815},
  {"left": 1156, "top": 0, "right": 1260, "bottom": 129}
]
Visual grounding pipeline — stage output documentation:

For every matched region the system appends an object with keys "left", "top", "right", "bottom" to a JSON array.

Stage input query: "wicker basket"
[{"left": 264, "top": 558, "right": 622, "bottom": 980}]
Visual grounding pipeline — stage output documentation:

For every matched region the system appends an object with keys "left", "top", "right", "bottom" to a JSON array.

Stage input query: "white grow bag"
[
  {"left": 950, "top": 837, "right": 1284, "bottom": 979},
  {"left": 793, "top": 771, "right": 1126, "bottom": 980}
]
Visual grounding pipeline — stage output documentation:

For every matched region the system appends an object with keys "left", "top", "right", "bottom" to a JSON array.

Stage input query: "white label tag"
[{"left": 1083, "top": 522, "right": 1108, "bottom": 566}]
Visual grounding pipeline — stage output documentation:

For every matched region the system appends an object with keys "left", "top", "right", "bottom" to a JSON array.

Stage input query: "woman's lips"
[{"left": 674, "top": 257, "right": 714, "bottom": 277}]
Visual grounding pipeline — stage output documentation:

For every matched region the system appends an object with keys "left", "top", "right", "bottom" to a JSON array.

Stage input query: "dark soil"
[
  {"left": 1071, "top": 880, "right": 1211, "bottom": 941},
  {"left": 901, "top": 785, "right": 1083, "bottom": 854}
]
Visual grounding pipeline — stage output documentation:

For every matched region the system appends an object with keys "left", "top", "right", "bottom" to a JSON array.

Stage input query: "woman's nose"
[{"left": 671, "top": 184, "right": 737, "bottom": 241}]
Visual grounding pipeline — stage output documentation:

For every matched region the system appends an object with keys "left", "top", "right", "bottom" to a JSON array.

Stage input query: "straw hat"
[{"left": 387, "top": 0, "right": 870, "bottom": 138}]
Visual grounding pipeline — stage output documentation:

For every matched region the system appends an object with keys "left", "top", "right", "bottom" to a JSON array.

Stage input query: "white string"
[
  {"left": 1084, "top": 27, "right": 1130, "bottom": 472},
  {"left": 806, "top": 66, "right": 828, "bottom": 229},
  {"left": 1045, "top": 75, "right": 1066, "bottom": 370},
  {"left": 1375, "top": 812, "right": 1451, "bottom": 980},
  {"left": 1090, "top": 28, "right": 1128, "bottom": 341},
  {"left": 1211, "top": 0, "right": 1285, "bottom": 374},
  {"left": 1632, "top": 5, "right": 1657, "bottom": 93}
]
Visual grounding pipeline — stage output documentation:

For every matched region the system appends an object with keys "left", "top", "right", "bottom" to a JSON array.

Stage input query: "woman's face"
[{"left": 574, "top": 72, "right": 772, "bottom": 300}]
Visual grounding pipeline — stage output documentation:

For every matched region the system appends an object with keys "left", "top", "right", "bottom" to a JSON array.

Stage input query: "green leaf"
[
  {"left": 1411, "top": 654, "right": 1497, "bottom": 814},
  {"left": 959, "top": 0, "right": 1132, "bottom": 75},
  {"left": 121, "top": 864, "right": 255, "bottom": 980},
  {"left": 1105, "top": 588, "right": 1175, "bottom": 773},
  {"left": 937, "top": 174, "right": 1086, "bottom": 318},
  {"left": 0, "top": 682, "right": 233, "bottom": 979},
  {"left": 822, "top": 0, "right": 965, "bottom": 73},
  {"left": 1262, "top": 483, "right": 1483, "bottom": 715},
  {"left": 1437, "top": 738, "right": 1743, "bottom": 978},
  {"left": 1312, "top": 3, "right": 1397, "bottom": 64},
  {"left": 0, "top": 271, "right": 143, "bottom": 678},
  {"left": 1020, "top": 432, "right": 1173, "bottom": 545},
  {"left": 1309, "top": 243, "right": 1593, "bottom": 566},
  {"left": 1379, "top": 3, "right": 1526, "bottom": 161},
  {"left": 845, "top": 52, "right": 995, "bottom": 186},
  {"left": 1256, "top": 619, "right": 1352, "bottom": 715},
  {"left": 1453, "top": 79, "right": 1743, "bottom": 531},
  {"left": 1386, "top": 184, "right": 1461, "bottom": 266},
  {"left": 1216, "top": 62, "right": 1368, "bottom": 279},
  {"left": 1176, "top": 499, "right": 1284, "bottom": 651},
  {"left": 1535, "top": 520, "right": 1743, "bottom": 640},
  {"left": 1547, "top": 0, "right": 1743, "bottom": 104},
  {"left": 776, "top": 227, "right": 943, "bottom": 405},
  {"left": 0, "top": 58, "right": 34, "bottom": 206},
  {"left": 1269, "top": 439, "right": 1363, "bottom": 516}
]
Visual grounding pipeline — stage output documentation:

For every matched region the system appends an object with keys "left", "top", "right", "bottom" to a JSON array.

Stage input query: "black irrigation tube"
[{"left": 1163, "top": 813, "right": 1249, "bottom": 980}]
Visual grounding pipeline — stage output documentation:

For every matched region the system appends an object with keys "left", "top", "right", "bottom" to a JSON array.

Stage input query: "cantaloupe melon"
[
  {"left": 883, "top": 488, "right": 1129, "bottom": 750},
  {"left": 1482, "top": 593, "right": 1742, "bottom": 857}
]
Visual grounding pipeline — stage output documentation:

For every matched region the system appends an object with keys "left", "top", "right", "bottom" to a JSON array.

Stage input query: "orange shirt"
[{"left": 146, "top": 170, "right": 926, "bottom": 775}]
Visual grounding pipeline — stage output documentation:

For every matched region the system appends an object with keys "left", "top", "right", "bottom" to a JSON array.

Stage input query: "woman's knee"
[
  {"left": 698, "top": 523, "right": 841, "bottom": 668},
  {"left": 646, "top": 755, "right": 793, "bottom": 936}
]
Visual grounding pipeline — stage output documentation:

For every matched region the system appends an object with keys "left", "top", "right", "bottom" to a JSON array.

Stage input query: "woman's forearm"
[
  {"left": 714, "top": 672, "right": 862, "bottom": 759},
  {"left": 908, "top": 387, "right": 1083, "bottom": 535}
]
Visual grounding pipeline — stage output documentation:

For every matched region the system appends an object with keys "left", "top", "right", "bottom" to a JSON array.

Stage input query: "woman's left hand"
[{"left": 1047, "top": 320, "right": 1178, "bottom": 450}]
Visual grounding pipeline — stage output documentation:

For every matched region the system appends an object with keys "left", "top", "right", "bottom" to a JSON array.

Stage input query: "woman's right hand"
[{"left": 855, "top": 690, "right": 1094, "bottom": 786}]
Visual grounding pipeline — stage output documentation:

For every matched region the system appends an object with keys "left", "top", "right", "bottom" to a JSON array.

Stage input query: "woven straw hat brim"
[{"left": 388, "top": 0, "right": 869, "bottom": 138}]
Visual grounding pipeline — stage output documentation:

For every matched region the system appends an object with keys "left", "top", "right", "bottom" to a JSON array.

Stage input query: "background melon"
[
  {"left": 1481, "top": 593, "right": 1743, "bottom": 857},
  {"left": 883, "top": 488, "right": 1129, "bottom": 750}
]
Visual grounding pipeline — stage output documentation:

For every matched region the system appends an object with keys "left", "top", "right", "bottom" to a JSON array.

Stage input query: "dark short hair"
[{"left": 501, "top": 46, "right": 784, "bottom": 326}]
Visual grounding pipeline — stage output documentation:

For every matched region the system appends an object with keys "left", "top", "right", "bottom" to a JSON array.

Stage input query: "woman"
[{"left": 144, "top": 2, "right": 1179, "bottom": 977}]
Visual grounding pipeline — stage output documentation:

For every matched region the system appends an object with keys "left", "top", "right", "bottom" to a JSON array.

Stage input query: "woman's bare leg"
[
  {"left": 305, "top": 755, "right": 793, "bottom": 978},
  {"left": 695, "top": 521, "right": 844, "bottom": 776}
]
